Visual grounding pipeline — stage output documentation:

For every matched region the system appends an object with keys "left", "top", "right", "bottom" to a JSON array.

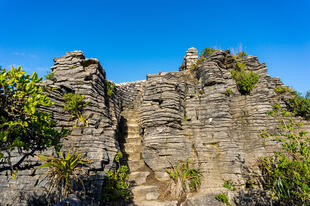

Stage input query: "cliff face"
[
  {"left": 139, "top": 49, "right": 288, "bottom": 205},
  {"left": 0, "top": 51, "right": 122, "bottom": 205},
  {"left": 0, "top": 49, "right": 309, "bottom": 206}
]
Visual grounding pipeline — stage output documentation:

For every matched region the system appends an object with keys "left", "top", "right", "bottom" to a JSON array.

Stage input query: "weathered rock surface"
[
  {"left": 0, "top": 48, "right": 309, "bottom": 206},
  {"left": 0, "top": 51, "right": 122, "bottom": 205},
  {"left": 179, "top": 47, "right": 199, "bottom": 71}
]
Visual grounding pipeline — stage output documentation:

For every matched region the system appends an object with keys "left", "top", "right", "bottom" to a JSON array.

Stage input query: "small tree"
[
  {"left": 260, "top": 103, "right": 310, "bottom": 205},
  {"left": 0, "top": 66, "right": 67, "bottom": 177}
]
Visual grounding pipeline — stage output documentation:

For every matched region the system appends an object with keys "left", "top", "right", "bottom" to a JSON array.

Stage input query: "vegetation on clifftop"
[
  {"left": 230, "top": 68, "right": 260, "bottom": 95},
  {"left": 191, "top": 47, "right": 217, "bottom": 69}
]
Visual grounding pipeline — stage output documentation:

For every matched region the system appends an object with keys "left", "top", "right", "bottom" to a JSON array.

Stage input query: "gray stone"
[
  {"left": 146, "top": 192, "right": 160, "bottom": 200},
  {"left": 137, "top": 200, "right": 178, "bottom": 206},
  {"left": 129, "top": 171, "right": 150, "bottom": 185},
  {"left": 54, "top": 194, "right": 83, "bottom": 206},
  {"left": 155, "top": 171, "right": 171, "bottom": 181},
  {"left": 1, "top": 48, "right": 310, "bottom": 206},
  {"left": 179, "top": 47, "right": 199, "bottom": 71}
]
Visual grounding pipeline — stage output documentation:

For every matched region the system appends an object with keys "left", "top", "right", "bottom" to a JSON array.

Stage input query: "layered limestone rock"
[
  {"left": 140, "top": 49, "right": 310, "bottom": 205},
  {"left": 0, "top": 51, "right": 122, "bottom": 205},
  {"left": 179, "top": 47, "right": 199, "bottom": 71},
  {"left": 0, "top": 48, "right": 309, "bottom": 206}
]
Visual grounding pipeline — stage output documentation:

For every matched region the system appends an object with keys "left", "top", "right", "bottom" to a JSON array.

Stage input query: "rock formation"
[
  {"left": 0, "top": 48, "right": 309, "bottom": 206},
  {"left": 179, "top": 47, "right": 199, "bottom": 71}
]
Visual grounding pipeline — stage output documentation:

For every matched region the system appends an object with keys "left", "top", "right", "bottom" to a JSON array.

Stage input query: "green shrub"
[
  {"left": 216, "top": 193, "right": 231, "bottom": 206},
  {"left": 288, "top": 95, "right": 310, "bottom": 120},
  {"left": 230, "top": 69, "right": 260, "bottom": 95},
  {"left": 236, "top": 62, "right": 246, "bottom": 70},
  {"left": 191, "top": 48, "right": 216, "bottom": 69},
  {"left": 274, "top": 86, "right": 293, "bottom": 94},
  {"left": 260, "top": 104, "right": 310, "bottom": 205},
  {"left": 105, "top": 80, "right": 115, "bottom": 97},
  {"left": 36, "top": 149, "right": 90, "bottom": 199},
  {"left": 201, "top": 48, "right": 216, "bottom": 58},
  {"left": 225, "top": 89, "right": 233, "bottom": 97},
  {"left": 45, "top": 71, "right": 57, "bottom": 82},
  {"left": 63, "top": 93, "right": 89, "bottom": 126},
  {"left": 102, "top": 152, "right": 131, "bottom": 203},
  {"left": 223, "top": 180, "right": 235, "bottom": 191},
  {"left": 0, "top": 66, "right": 67, "bottom": 177},
  {"left": 166, "top": 161, "right": 201, "bottom": 198}
]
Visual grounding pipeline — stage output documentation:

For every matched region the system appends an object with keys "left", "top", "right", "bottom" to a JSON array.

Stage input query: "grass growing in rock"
[
  {"left": 63, "top": 93, "right": 89, "bottom": 126},
  {"left": 166, "top": 161, "right": 201, "bottom": 198},
  {"left": 216, "top": 193, "right": 231, "bottom": 206},
  {"left": 105, "top": 79, "right": 115, "bottom": 97},
  {"left": 35, "top": 149, "right": 90, "bottom": 200},
  {"left": 225, "top": 89, "right": 233, "bottom": 97},
  {"left": 223, "top": 180, "right": 235, "bottom": 191}
]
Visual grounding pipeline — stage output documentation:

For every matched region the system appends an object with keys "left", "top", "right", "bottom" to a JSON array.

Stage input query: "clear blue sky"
[{"left": 0, "top": 0, "right": 309, "bottom": 94}]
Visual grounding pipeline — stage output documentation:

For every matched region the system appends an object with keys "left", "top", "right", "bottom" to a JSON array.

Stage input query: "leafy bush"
[
  {"left": 216, "top": 193, "right": 231, "bottom": 206},
  {"left": 274, "top": 86, "right": 293, "bottom": 94},
  {"left": 105, "top": 80, "right": 115, "bottom": 97},
  {"left": 166, "top": 161, "right": 201, "bottom": 198},
  {"left": 102, "top": 152, "right": 131, "bottom": 203},
  {"left": 0, "top": 66, "right": 67, "bottom": 176},
  {"left": 223, "top": 180, "right": 235, "bottom": 191},
  {"left": 288, "top": 95, "right": 310, "bottom": 120},
  {"left": 36, "top": 149, "right": 90, "bottom": 199},
  {"left": 63, "top": 93, "right": 89, "bottom": 126},
  {"left": 45, "top": 71, "right": 57, "bottom": 82},
  {"left": 236, "top": 62, "right": 246, "bottom": 70},
  {"left": 230, "top": 68, "right": 260, "bottom": 95},
  {"left": 260, "top": 104, "right": 310, "bottom": 205},
  {"left": 225, "top": 89, "right": 233, "bottom": 97}
]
